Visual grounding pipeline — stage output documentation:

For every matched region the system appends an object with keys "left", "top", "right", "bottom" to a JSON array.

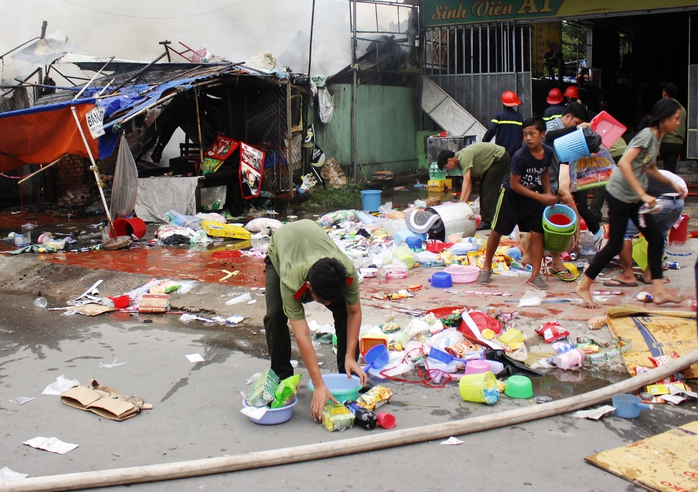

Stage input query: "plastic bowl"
[
  {"left": 309, "top": 374, "right": 362, "bottom": 402},
  {"left": 464, "top": 359, "right": 491, "bottom": 375},
  {"left": 426, "top": 241, "right": 453, "bottom": 253},
  {"left": 429, "top": 271, "right": 453, "bottom": 288},
  {"left": 108, "top": 295, "right": 130, "bottom": 308},
  {"left": 364, "top": 344, "right": 389, "bottom": 370},
  {"left": 443, "top": 265, "right": 479, "bottom": 283},
  {"left": 241, "top": 397, "right": 297, "bottom": 425},
  {"left": 504, "top": 375, "right": 534, "bottom": 399}
]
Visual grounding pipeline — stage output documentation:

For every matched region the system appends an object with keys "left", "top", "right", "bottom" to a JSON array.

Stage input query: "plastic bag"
[
  {"left": 569, "top": 147, "right": 615, "bottom": 192},
  {"left": 271, "top": 374, "right": 301, "bottom": 408},
  {"left": 246, "top": 369, "right": 279, "bottom": 407},
  {"left": 392, "top": 244, "right": 419, "bottom": 269},
  {"left": 583, "top": 127, "right": 603, "bottom": 154},
  {"left": 109, "top": 135, "right": 139, "bottom": 219},
  {"left": 518, "top": 289, "right": 547, "bottom": 307}
]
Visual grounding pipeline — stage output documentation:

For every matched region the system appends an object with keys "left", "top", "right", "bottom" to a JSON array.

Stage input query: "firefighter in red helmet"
[
  {"left": 544, "top": 88, "right": 565, "bottom": 121},
  {"left": 482, "top": 91, "right": 524, "bottom": 158}
]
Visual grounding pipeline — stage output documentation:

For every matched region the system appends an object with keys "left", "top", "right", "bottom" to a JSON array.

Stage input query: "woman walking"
[{"left": 576, "top": 98, "right": 686, "bottom": 308}]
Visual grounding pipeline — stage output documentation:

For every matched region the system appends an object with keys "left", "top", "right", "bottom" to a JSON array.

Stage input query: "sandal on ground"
[
  {"left": 602, "top": 277, "right": 639, "bottom": 287},
  {"left": 548, "top": 268, "right": 578, "bottom": 282},
  {"left": 527, "top": 275, "right": 548, "bottom": 290},
  {"left": 635, "top": 275, "right": 668, "bottom": 285},
  {"left": 477, "top": 269, "right": 493, "bottom": 285}
]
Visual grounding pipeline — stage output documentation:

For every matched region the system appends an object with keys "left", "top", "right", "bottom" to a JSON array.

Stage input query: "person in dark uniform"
[
  {"left": 543, "top": 88, "right": 565, "bottom": 122},
  {"left": 482, "top": 90, "right": 524, "bottom": 158}
]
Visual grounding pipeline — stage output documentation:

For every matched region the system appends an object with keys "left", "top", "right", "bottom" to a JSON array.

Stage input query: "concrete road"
[{"left": 2, "top": 292, "right": 696, "bottom": 491}]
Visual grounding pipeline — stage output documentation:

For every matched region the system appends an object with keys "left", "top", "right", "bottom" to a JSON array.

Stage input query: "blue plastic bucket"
[
  {"left": 553, "top": 128, "right": 590, "bottom": 162},
  {"left": 361, "top": 190, "right": 382, "bottom": 212}
]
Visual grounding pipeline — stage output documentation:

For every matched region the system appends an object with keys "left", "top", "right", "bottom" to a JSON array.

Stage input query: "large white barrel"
[{"left": 427, "top": 202, "right": 477, "bottom": 239}]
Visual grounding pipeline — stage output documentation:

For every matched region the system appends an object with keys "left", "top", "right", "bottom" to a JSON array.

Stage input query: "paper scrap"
[
  {"left": 572, "top": 405, "right": 616, "bottom": 420},
  {"left": 441, "top": 437, "right": 463, "bottom": 445},
  {"left": 661, "top": 394, "right": 688, "bottom": 405},
  {"left": 23, "top": 436, "right": 78, "bottom": 454},
  {"left": 0, "top": 466, "right": 28, "bottom": 481},
  {"left": 9, "top": 396, "right": 34, "bottom": 405},
  {"left": 42, "top": 375, "right": 80, "bottom": 395},
  {"left": 186, "top": 353, "right": 205, "bottom": 363},
  {"left": 226, "top": 315, "right": 246, "bottom": 325},
  {"left": 99, "top": 358, "right": 128, "bottom": 369},
  {"left": 225, "top": 293, "right": 251, "bottom": 305},
  {"left": 241, "top": 405, "right": 268, "bottom": 420}
]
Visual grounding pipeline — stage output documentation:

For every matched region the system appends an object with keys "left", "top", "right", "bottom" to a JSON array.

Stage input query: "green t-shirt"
[
  {"left": 454, "top": 143, "right": 506, "bottom": 178},
  {"left": 606, "top": 128, "right": 659, "bottom": 203},
  {"left": 267, "top": 219, "right": 359, "bottom": 321},
  {"left": 662, "top": 98, "right": 686, "bottom": 145}
]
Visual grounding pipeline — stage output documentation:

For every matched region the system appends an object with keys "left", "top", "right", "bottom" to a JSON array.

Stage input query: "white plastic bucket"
[{"left": 426, "top": 202, "right": 477, "bottom": 240}]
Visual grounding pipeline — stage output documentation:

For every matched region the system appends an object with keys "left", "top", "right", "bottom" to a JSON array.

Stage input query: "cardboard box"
[
  {"left": 424, "top": 197, "right": 441, "bottom": 207},
  {"left": 139, "top": 293, "right": 169, "bottom": 313},
  {"left": 427, "top": 179, "right": 445, "bottom": 191}
]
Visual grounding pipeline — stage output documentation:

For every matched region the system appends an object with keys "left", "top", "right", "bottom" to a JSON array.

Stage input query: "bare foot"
[
  {"left": 653, "top": 291, "right": 683, "bottom": 305},
  {"left": 575, "top": 284, "right": 600, "bottom": 309}
]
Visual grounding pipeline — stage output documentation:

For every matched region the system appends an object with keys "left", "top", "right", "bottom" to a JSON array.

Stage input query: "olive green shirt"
[
  {"left": 662, "top": 98, "right": 686, "bottom": 145},
  {"left": 454, "top": 143, "right": 507, "bottom": 178},
  {"left": 267, "top": 219, "right": 359, "bottom": 321}
]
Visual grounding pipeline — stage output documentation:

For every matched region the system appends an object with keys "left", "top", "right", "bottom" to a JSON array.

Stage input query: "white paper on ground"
[
  {"left": 518, "top": 289, "right": 547, "bottom": 307},
  {"left": 441, "top": 436, "right": 464, "bottom": 445},
  {"left": 186, "top": 353, "right": 205, "bottom": 363},
  {"left": 241, "top": 405, "right": 268, "bottom": 420},
  {"left": 9, "top": 396, "right": 35, "bottom": 405},
  {"left": 99, "top": 358, "right": 127, "bottom": 369},
  {"left": 0, "top": 466, "right": 28, "bottom": 481},
  {"left": 42, "top": 375, "right": 79, "bottom": 395},
  {"left": 226, "top": 293, "right": 251, "bottom": 305},
  {"left": 23, "top": 437, "right": 78, "bottom": 454},
  {"left": 572, "top": 405, "right": 616, "bottom": 420},
  {"left": 662, "top": 394, "right": 687, "bottom": 405}
]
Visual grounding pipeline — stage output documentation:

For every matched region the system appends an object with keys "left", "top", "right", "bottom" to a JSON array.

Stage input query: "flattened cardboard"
[
  {"left": 60, "top": 379, "right": 149, "bottom": 421},
  {"left": 139, "top": 293, "right": 169, "bottom": 313},
  {"left": 586, "top": 420, "right": 698, "bottom": 491}
]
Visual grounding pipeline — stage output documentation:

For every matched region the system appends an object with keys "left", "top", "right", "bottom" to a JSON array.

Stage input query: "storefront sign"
[{"left": 423, "top": 0, "right": 696, "bottom": 26}]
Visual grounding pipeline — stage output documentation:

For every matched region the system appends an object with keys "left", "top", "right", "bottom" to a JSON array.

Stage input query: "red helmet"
[
  {"left": 564, "top": 86, "right": 579, "bottom": 99},
  {"left": 501, "top": 90, "right": 522, "bottom": 107},
  {"left": 546, "top": 88, "right": 563, "bottom": 104}
]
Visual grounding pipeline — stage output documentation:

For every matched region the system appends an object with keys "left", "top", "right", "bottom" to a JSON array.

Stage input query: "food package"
[
  {"left": 588, "top": 315, "right": 607, "bottom": 330},
  {"left": 246, "top": 369, "right": 279, "bottom": 407},
  {"left": 355, "top": 385, "right": 394, "bottom": 412},
  {"left": 322, "top": 402, "right": 354, "bottom": 432},
  {"left": 271, "top": 374, "right": 301, "bottom": 409},
  {"left": 535, "top": 321, "right": 570, "bottom": 343},
  {"left": 569, "top": 147, "right": 615, "bottom": 191}
]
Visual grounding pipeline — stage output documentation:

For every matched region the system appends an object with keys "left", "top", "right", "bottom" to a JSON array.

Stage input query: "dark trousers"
[
  {"left": 659, "top": 141, "right": 683, "bottom": 173},
  {"left": 572, "top": 189, "right": 600, "bottom": 235},
  {"left": 480, "top": 152, "right": 510, "bottom": 223},
  {"left": 263, "top": 256, "right": 356, "bottom": 380},
  {"left": 585, "top": 192, "right": 664, "bottom": 281},
  {"left": 590, "top": 187, "right": 605, "bottom": 222}
]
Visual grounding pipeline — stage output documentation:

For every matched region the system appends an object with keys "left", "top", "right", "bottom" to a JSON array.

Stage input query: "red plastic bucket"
[
  {"left": 668, "top": 214, "right": 690, "bottom": 245},
  {"left": 110, "top": 218, "right": 147, "bottom": 239}
]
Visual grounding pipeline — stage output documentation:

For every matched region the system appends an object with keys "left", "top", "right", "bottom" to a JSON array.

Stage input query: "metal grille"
[{"left": 424, "top": 22, "right": 531, "bottom": 75}]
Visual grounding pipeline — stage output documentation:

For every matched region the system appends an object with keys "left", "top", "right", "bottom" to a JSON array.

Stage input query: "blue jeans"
[{"left": 624, "top": 197, "right": 684, "bottom": 240}]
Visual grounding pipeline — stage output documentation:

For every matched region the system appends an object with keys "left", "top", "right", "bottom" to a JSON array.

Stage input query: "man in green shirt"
[
  {"left": 659, "top": 83, "right": 686, "bottom": 173},
  {"left": 437, "top": 142, "right": 510, "bottom": 230},
  {"left": 264, "top": 219, "right": 366, "bottom": 421}
]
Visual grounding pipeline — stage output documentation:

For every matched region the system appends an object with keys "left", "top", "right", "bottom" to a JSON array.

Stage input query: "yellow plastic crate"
[{"left": 200, "top": 220, "right": 251, "bottom": 240}]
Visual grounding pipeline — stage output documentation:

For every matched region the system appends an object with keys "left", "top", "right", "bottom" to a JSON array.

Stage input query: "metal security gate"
[{"left": 424, "top": 22, "right": 532, "bottom": 126}]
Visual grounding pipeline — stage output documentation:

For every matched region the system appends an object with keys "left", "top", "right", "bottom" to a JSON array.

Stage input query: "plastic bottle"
[
  {"left": 578, "top": 230, "right": 596, "bottom": 256},
  {"left": 429, "top": 162, "right": 439, "bottom": 181},
  {"left": 344, "top": 400, "right": 377, "bottom": 430}
]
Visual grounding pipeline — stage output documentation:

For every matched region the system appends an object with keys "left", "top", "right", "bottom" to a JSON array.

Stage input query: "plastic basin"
[
  {"left": 309, "top": 374, "right": 362, "bottom": 402},
  {"left": 429, "top": 272, "right": 453, "bottom": 288},
  {"left": 464, "top": 359, "right": 491, "bottom": 375},
  {"left": 443, "top": 265, "right": 479, "bottom": 283},
  {"left": 549, "top": 214, "right": 573, "bottom": 227},
  {"left": 241, "top": 397, "right": 297, "bottom": 425},
  {"left": 504, "top": 375, "right": 533, "bottom": 399}
]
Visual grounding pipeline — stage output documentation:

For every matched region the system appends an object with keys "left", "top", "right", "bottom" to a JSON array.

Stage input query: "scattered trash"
[
  {"left": 9, "top": 396, "right": 35, "bottom": 405},
  {"left": 23, "top": 436, "right": 78, "bottom": 455},
  {"left": 573, "top": 405, "right": 615, "bottom": 420},
  {"left": 42, "top": 375, "right": 80, "bottom": 396},
  {"left": 441, "top": 437, "right": 464, "bottom": 445},
  {"left": 0, "top": 466, "right": 28, "bottom": 480},
  {"left": 99, "top": 358, "right": 128, "bottom": 369},
  {"left": 61, "top": 378, "right": 151, "bottom": 421},
  {"left": 226, "top": 293, "right": 252, "bottom": 305},
  {"left": 185, "top": 353, "right": 205, "bottom": 363}
]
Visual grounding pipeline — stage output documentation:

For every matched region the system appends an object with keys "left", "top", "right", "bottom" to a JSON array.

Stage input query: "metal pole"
[
  {"left": 286, "top": 79, "right": 293, "bottom": 195},
  {"left": 193, "top": 89, "right": 205, "bottom": 175},
  {"left": 307, "top": 0, "right": 316, "bottom": 76},
  {"left": 351, "top": 0, "right": 358, "bottom": 180},
  {"left": 69, "top": 106, "right": 116, "bottom": 238}
]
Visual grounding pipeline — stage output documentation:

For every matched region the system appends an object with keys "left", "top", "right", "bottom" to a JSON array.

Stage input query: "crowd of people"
[{"left": 436, "top": 84, "right": 688, "bottom": 307}]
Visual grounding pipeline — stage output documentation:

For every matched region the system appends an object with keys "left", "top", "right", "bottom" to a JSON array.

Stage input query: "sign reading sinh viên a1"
[{"left": 423, "top": 0, "right": 564, "bottom": 26}]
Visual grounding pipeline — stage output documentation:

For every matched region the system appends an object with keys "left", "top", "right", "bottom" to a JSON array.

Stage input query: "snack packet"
[
  {"left": 246, "top": 369, "right": 279, "bottom": 407},
  {"left": 355, "top": 385, "right": 394, "bottom": 412},
  {"left": 535, "top": 321, "right": 570, "bottom": 343},
  {"left": 271, "top": 374, "right": 301, "bottom": 409},
  {"left": 322, "top": 402, "right": 354, "bottom": 432}
]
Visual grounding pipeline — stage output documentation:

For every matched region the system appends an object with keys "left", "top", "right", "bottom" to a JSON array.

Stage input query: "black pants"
[
  {"left": 479, "top": 152, "right": 510, "bottom": 223},
  {"left": 585, "top": 192, "right": 664, "bottom": 281},
  {"left": 263, "top": 256, "right": 357, "bottom": 380},
  {"left": 572, "top": 189, "right": 600, "bottom": 235},
  {"left": 659, "top": 141, "right": 683, "bottom": 173}
]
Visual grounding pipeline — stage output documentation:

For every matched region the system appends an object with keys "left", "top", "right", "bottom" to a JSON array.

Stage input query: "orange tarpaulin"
[{"left": 0, "top": 101, "right": 99, "bottom": 173}]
